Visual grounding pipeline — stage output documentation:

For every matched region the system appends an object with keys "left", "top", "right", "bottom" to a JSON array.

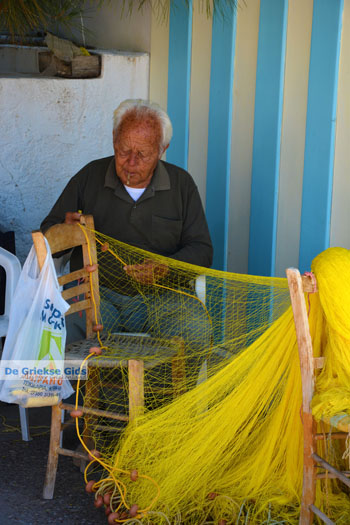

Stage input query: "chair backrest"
[
  {"left": 286, "top": 268, "right": 323, "bottom": 414},
  {"left": 0, "top": 247, "right": 22, "bottom": 337},
  {"left": 32, "top": 215, "right": 100, "bottom": 338}
]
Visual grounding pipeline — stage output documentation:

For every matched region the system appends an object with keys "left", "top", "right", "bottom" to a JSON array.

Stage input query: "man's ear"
[{"left": 160, "top": 144, "right": 169, "bottom": 158}]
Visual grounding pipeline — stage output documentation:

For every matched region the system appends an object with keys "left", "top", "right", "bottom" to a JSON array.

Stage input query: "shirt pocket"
[{"left": 152, "top": 215, "right": 183, "bottom": 254}]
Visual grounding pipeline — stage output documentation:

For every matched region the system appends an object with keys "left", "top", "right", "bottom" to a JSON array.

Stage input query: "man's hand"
[
  {"left": 64, "top": 212, "right": 82, "bottom": 224},
  {"left": 123, "top": 259, "right": 169, "bottom": 285}
]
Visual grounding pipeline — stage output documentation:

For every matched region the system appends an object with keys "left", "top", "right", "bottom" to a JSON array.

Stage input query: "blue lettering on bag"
[{"left": 41, "top": 299, "right": 65, "bottom": 330}]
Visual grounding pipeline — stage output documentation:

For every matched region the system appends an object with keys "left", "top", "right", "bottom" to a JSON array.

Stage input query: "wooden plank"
[
  {"left": 309, "top": 505, "right": 335, "bottom": 525},
  {"left": 82, "top": 367, "right": 100, "bottom": 450},
  {"left": 71, "top": 55, "right": 100, "bottom": 78},
  {"left": 65, "top": 299, "right": 91, "bottom": 316},
  {"left": 39, "top": 51, "right": 100, "bottom": 78},
  {"left": 317, "top": 471, "right": 350, "bottom": 479},
  {"left": 61, "top": 282, "right": 90, "bottom": 301},
  {"left": 171, "top": 337, "right": 187, "bottom": 397},
  {"left": 58, "top": 268, "right": 88, "bottom": 286},
  {"left": 301, "top": 274, "right": 318, "bottom": 293},
  {"left": 80, "top": 215, "right": 100, "bottom": 338},
  {"left": 287, "top": 268, "right": 315, "bottom": 411},
  {"left": 314, "top": 357, "right": 325, "bottom": 369},
  {"left": 42, "top": 405, "right": 62, "bottom": 499},
  {"left": 316, "top": 431, "right": 347, "bottom": 441},
  {"left": 32, "top": 231, "right": 47, "bottom": 271},
  {"left": 286, "top": 267, "right": 316, "bottom": 524},
  {"left": 128, "top": 359, "right": 144, "bottom": 421},
  {"left": 60, "top": 402, "right": 129, "bottom": 422},
  {"left": 45, "top": 222, "right": 87, "bottom": 252},
  {"left": 312, "top": 453, "right": 350, "bottom": 488},
  {"left": 57, "top": 446, "right": 89, "bottom": 461}
]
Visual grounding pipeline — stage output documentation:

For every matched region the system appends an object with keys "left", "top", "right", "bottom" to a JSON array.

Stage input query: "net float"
[
  {"left": 92, "top": 324, "right": 103, "bottom": 332},
  {"left": 88, "top": 449, "right": 101, "bottom": 461},
  {"left": 70, "top": 409, "right": 83, "bottom": 418},
  {"left": 89, "top": 346, "right": 102, "bottom": 355},
  {"left": 129, "top": 504, "right": 139, "bottom": 517},
  {"left": 107, "top": 512, "right": 120, "bottom": 524},
  {"left": 86, "top": 264, "right": 98, "bottom": 272},
  {"left": 94, "top": 495, "right": 104, "bottom": 508},
  {"left": 85, "top": 480, "right": 96, "bottom": 493},
  {"left": 130, "top": 469, "right": 138, "bottom": 481},
  {"left": 103, "top": 493, "right": 111, "bottom": 505}
]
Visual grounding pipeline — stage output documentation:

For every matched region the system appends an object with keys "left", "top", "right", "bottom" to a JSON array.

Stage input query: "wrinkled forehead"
[{"left": 115, "top": 111, "right": 162, "bottom": 146}]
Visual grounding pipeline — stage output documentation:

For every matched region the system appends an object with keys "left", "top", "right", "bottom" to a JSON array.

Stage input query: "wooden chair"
[
  {"left": 32, "top": 215, "right": 185, "bottom": 499},
  {"left": 286, "top": 268, "right": 350, "bottom": 525}
]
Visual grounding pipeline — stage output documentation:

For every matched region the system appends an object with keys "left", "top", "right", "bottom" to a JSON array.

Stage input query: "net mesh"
[{"left": 70, "top": 228, "right": 350, "bottom": 524}]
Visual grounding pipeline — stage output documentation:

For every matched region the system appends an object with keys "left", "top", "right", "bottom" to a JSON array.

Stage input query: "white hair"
[{"left": 113, "top": 99, "right": 173, "bottom": 153}]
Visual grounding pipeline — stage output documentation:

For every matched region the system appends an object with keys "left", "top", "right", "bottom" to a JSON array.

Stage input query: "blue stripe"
[
  {"left": 248, "top": 0, "right": 288, "bottom": 277},
  {"left": 166, "top": 0, "right": 193, "bottom": 170},
  {"left": 299, "top": 0, "right": 344, "bottom": 272},
  {"left": 205, "top": 7, "right": 237, "bottom": 271}
]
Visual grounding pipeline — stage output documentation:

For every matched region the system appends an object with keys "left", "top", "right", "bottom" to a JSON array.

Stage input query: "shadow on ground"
[{"left": 0, "top": 400, "right": 108, "bottom": 525}]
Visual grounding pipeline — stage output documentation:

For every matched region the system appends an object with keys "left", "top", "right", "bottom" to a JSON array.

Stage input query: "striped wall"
[{"left": 150, "top": 0, "right": 350, "bottom": 277}]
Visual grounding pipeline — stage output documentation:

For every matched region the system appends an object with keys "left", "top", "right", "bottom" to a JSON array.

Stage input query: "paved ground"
[{"left": 0, "top": 400, "right": 108, "bottom": 525}]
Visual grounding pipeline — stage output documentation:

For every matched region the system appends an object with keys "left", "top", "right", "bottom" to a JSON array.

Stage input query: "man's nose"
[{"left": 127, "top": 152, "right": 138, "bottom": 165}]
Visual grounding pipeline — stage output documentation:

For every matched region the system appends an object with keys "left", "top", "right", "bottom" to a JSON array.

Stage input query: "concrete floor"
[{"left": 0, "top": 401, "right": 107, "bottom": 525}]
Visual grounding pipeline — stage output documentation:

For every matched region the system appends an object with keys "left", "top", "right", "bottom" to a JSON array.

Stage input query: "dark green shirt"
[{"left": 41, "top": 156, "right": 213, "bottom": 270}]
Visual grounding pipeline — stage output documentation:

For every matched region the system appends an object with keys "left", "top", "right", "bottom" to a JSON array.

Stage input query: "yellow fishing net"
[{"left": 71, "top": 229, "right": 350, "bottom": 524}]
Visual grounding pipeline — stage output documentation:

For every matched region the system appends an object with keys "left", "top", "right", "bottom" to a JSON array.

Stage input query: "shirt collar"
[{"left": 104, "top": 158, "right": 171, "bottom": 192}]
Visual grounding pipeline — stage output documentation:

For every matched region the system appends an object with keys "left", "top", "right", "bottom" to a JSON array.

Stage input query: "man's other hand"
[
  {"left": 64, "top": 212, "right": 82, "bottom": 224},
  {"left": 123, "top": 259, "right": 169, "bottom": 285}
]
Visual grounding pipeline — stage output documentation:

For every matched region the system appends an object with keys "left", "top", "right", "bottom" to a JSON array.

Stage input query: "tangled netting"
[{"left": 72, "top": 230, "right": 350, "bottom": 524}]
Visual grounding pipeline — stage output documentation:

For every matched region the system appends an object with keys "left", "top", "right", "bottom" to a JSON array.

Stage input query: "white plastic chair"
[
  {"left": 0, "top": 247, "right": 21, "bottom": 338},
  {"left": 0, "top": 247, "right": 31, "bottom": 441}
]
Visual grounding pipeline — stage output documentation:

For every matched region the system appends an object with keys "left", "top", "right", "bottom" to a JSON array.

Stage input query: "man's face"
[{"left": 113, "top": 118, "right": 162, "bottom": 188}]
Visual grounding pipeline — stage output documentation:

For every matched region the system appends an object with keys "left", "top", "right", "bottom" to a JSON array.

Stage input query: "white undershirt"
[{"left": 124, "top": 185, "right": 146, "bottom": 201}]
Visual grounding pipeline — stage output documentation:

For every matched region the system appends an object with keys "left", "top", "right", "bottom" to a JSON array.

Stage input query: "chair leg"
[
  {"left": 19, "top": 406, "right": 31, "bottom": 441},
  {"left": 128, "top": 359, "right": 144, "bottom": 422},
  {"left": 82, "top": 369, "right": 100, "bottom": 451},
  {"left": 171, "top": 337, "right": 187, "bottom": 397},
  {"left": 299, "top": 414, "right": 317, "bottom": 524},
  {"left": 42, "top": 404, "right": 62, "bottom": 499}
]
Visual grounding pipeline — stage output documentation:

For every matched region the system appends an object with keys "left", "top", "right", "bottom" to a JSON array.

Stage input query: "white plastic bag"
[{"left": 0, "top": 238, "right": 74, "bottom": 407}]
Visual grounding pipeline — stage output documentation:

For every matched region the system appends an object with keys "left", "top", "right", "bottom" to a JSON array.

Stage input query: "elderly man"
[
  {"left": 41, "top": 99, "right": 212, "bottom": 378},
  {"left": 41, "top": 99, "right": 212, "bottom": 268}
]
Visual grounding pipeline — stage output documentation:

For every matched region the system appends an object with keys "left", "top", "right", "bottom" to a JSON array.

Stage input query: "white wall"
[
  {"left": 60, "top": 1, "right": 152, "bottom": 52},
  {"left": 0, "top": 51, "right": 149, "bottom": 262}
]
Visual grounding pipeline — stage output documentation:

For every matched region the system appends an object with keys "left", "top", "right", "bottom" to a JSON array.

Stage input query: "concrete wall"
[
  {"left": 0, "top": 51, "right": 149, "bottom": 262},
  {"left": 59, "top": 1, "right": 152, "bottom": 52},
  {"left": 3, "top": 0, "right": 349, "bottom": 278}
]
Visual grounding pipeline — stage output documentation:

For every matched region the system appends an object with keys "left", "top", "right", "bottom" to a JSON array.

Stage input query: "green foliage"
[
  {"left": 0, "top": 0, "right": 92, "bottom": 41},
  {"left": 118, "top": 0, "right": 238, "bottom": 22},
  {"left": 0, "top": 0, "right": 239, "bottom": 42}
]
